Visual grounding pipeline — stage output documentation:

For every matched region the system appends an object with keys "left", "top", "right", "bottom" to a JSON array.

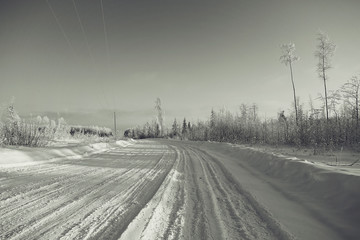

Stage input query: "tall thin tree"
[
  {"left": 280, "top": 43, "right": 299, "bottom": 125},
  {"left": 314, "top": 31, "right": 336, "bottom": 122},
  {"left": 155, "top": 98, "right": 164, "bottom": 136}
]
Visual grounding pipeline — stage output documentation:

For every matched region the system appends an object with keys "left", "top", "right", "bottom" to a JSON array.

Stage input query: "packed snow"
[
  {"left": 0, "top": 139, "right": 359, "bottom": 239},
  {"left": 0, "top": 141, "right": 126, "bottom": 168}
]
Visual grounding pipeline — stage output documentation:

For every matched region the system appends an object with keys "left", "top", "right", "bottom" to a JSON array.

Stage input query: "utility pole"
[{"left": 114, "top": 112, "right": 117, "bottom": 140}]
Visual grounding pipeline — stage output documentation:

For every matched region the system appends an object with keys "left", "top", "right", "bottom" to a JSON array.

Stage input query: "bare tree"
[
  {"left": 314, "top": 31, "right": 336, "bottom": 122},
  {"left": 280, "top": 43, "right": 300, "bottom": 125},
  {"left": 342, "top": 75, "right": 360, "bottom": 128},
  {"left": 154, "top": 97, "right": 164, "bottom": 136},
  {"left": 328, "top": 90, "right": 342, "bottom": 118},
  {"left": 251, "top": 103, "right": 258, "bottom": 122}
]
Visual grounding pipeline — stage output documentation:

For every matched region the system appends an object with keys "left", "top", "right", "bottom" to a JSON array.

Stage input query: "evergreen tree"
[
  {"left": 182, "top": 118, "right": 187, "bottom": 136},
  {"left": 172, "top": 118, "right": 178, "bottom": 137},
  {"left": 209, "top": 109, "right": 216, "bottom": 141},
  {"left": 155, "top": 123, "right": 160, "bottom": 137}
]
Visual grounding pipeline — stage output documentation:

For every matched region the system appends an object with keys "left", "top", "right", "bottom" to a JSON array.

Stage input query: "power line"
[
  {"left": 114, "top": 111, "right": 117, "bottom": 140},
  {"left": 46, "top": 0, "right": 74, "bottom": 52},
  {"left": 100, "top": 0, "right": 116, "bottom": 117},
  {"left": 112, "top": 93, "right": 118, "bottom": 111},
  {"left": 71, "top": 0, "right": 95, "bottom": 64},
  {"left": 101, "top": 87, "right": 112, "bottom": 110},
  {"left": 100, "top": 0, "right": 110, "bottom": 61}
]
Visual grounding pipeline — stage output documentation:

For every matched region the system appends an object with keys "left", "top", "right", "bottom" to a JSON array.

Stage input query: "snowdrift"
[
  {"left": 116, "top": 139, "right": 134, "bottom": 147},
  {"left": 199, "top": 141, "right": 360, "bottom": 236},
  {"left": 241, "top": 149, "right": 359, "bottom": 215},
  {"left": 0, "top": 140, "right": 135, "bottom": 168}
]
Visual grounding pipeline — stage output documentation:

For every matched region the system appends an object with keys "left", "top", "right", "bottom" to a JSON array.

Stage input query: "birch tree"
[
  {"left": 314, "top": 31, "right": 336, "bottom": 122},
  {"left": 280, "top": 43, "right": 300, "bottom": 125}
]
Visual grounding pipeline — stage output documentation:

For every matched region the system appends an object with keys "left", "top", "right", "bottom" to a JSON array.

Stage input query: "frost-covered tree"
[
  {"left": 55, "top": 117, "right": 69, "bottom": 139},
  {"left": 144, "top": 122, "right": 153, "bottom": 138},
  {"left": 342, "top": 75, "right": 360, "bottom": 141},
  {"left": 342, "top": 75, "right": 360, "bottom": 125},
  {"left": 155, "top": 97, "right": 164, "bottom": 136},
  {"left": 280, "top": 43, "right": 300, "bottom": 125},
  {"left": 327, "top": 90, "right": 342, "bottom": 118},
  {"left": 315, "top": 31, "right": 336, "bottom": 122},
  {"left": 0, "top": 103, "right": 21, "bottom": 145}
]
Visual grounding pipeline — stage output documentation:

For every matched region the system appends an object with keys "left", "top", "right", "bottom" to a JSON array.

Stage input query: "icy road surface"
[{"left": 0, "top": 140, "right": 359, "bottom": 240}]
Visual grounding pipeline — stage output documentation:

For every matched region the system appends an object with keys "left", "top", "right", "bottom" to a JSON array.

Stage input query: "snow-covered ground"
[
  {"left": 227, "top": 143, "right": 360, "bottom": 176},
  {"left": 191, "top": 140, "right": 360, "bottom": 239},
  {"left": 0, "top": 139, "right": 359, "bottom": 239},
  {"left": 0, "top": 139, "right": 135, "bottom": 168}
]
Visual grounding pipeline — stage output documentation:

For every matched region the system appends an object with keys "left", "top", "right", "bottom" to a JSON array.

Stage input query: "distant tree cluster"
[
  {"left": 129, "top": 117, "right": 190, "bottom": 140},
  {"left": 186, "top": 97, "right": 359, "bottom": 152},
  {"left": 124, "top": 120, "right": 161, "bottom": 139},
  {"left": 124, "top": 97, "right": 163, "bottom": 139},
  {"left": 70, "top": 126, "right": 112, "bottom": 138},
  {"left": 0, "top": 102, "right": 113, "bottom": 147},
  {"left": 168, "top": 118, "right": 189, "bottom": 140}
]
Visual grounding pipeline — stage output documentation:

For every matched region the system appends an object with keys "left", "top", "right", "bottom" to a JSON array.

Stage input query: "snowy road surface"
[{"left": 0, "top": 140, "right": 359, "bottom": 239}]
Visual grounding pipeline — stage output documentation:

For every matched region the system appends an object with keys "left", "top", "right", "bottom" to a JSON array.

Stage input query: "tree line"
[{"left": 130, "top": 31, "right": 359, "bottom": 152}]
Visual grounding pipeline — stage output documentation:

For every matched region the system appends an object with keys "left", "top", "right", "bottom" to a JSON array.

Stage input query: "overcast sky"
[{"left": 1, "top": 0, "right": 360, "bottom": 130}]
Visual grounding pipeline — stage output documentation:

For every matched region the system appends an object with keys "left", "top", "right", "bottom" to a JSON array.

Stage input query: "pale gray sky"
[{"left": 1, "top": 0, "right": 360, "bottom": 130}]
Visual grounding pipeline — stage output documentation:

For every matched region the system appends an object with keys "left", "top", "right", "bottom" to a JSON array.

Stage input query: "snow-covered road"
[{"left": 0, "top": 140, "right": 359, "bottom": 239}]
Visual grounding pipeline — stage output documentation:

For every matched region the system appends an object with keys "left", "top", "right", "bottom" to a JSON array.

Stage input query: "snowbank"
[
  {"left": 115, "top": 139, "right": 134, "bottom": 147},
  {"left": 234, "top": 144, "right": 360, "bottom": 176},
  {"left": 200, "top": 141, "right": 360, "bottom": 232},
  {"left": 0, "top": 140, "right": 136, "bottom": 168}
]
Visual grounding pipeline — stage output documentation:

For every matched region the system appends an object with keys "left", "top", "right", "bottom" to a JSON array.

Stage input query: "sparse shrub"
[
  {"left": 69, "top": 126, "right": 112, "bottom": 138},
  {"left": 0, "top": 104, "right": 49, "bottom": 146}
]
